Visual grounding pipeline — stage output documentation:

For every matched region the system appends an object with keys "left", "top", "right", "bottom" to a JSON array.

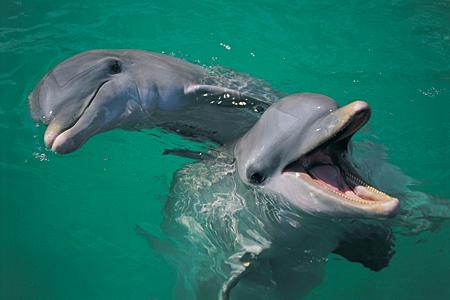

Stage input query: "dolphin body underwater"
[{"left": 29, "top": 50, "right": 449, "bottom": 299}]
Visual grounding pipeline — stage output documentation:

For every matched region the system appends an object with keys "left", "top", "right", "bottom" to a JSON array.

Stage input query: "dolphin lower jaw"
[{"left": 286, "top": 164, "right": 399, "bottom": 217}]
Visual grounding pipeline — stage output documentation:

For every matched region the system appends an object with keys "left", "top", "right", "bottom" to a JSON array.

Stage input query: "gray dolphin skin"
[{"left": 30, "top": 50, "right": 401, "bottom": 299}]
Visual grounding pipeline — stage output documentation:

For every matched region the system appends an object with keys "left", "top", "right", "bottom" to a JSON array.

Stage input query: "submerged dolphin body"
[
  {"left": 157, "top": 93, "right": 399, "bottom": 299},
  {"left": 29, "top": 50, "right": 449, "bottom": 299},
  {"left": 161, "top": 150, "right": 395, "bottom": 299}
]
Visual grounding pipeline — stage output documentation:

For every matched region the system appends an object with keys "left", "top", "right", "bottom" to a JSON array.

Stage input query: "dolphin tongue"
[
  {"left": 308, "top": 164, "right": 350, "bottom": 192},
  {"left": 307, "top": 164, "right": 386, "bottom": 202}
]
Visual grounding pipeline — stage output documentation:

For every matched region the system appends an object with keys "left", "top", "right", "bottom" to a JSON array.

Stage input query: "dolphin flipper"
[
  {"left": 332, "top": 223, "right": 395, "bottom": 271},
  {"left": 220, "top": 271, "right": 246, "bottom": 300},
  {"left": 135, "top": 223, "right": 177, "bottom": 257},
  {"left": 219, "top": 251, "right": 259, "bottom": 300},
  {"left": 162, "top": 148, "right": 214, "bottom": 160}
]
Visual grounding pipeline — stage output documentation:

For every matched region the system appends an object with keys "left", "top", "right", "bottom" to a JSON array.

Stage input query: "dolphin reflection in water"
[{"left": 29, "top": 50, "right": 450, "bottom": 299}]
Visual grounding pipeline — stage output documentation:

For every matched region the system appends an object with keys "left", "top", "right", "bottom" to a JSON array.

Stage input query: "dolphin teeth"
[
  {"left": 354, "top": 185, "right": 390, "bottom": 202},
  {"left": 288, "top": 139, "right": 394, "bottom": 206},
  {"left": 343, "top": 169, "right": 391, "bottom": 198},
  {"left": 297, "top": 164, "right": 394, "bottom": 205},
  {"left": 327, "top": 186, "right": 372, "bottom": 204}
]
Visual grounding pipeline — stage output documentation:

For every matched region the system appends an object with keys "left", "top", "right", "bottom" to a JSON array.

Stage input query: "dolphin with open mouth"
[
  {"left": 155, "top": 93, "right": 399, "bottom": 299},
  {"left": 29, "top": 50, "right": 446, "bottom": 299},
  {"left": 234, "top": 93, "right": 399, "bottom": 218}
]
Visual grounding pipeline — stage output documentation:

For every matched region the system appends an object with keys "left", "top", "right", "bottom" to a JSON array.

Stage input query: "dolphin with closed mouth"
[{"left": 29, "top": 50, "right": 270, "bottom": 154}]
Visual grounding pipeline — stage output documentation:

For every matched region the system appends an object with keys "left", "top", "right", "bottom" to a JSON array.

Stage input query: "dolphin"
[
  {"left": 155, "top": 93, "right": 399, "bottom": 299},
  {"left": 29, "top": 50, "right": 433, "bottom": 299},
  {"left": 29, "top": 50, "right": 271, "bottom": 154}
]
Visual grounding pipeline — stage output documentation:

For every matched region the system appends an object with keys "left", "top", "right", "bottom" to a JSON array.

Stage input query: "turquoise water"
[{"left": 1, "top": 0, "right": 450, "bottom": 299}]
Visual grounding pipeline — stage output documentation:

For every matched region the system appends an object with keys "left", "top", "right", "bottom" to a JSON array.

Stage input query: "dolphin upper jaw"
[{"left": 298, "top": 100, "right": 371, "bottom": 156}]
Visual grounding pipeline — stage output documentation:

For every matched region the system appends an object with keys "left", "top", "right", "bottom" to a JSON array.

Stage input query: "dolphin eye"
[
  {"left": 110, "top": 60, "right": 122, "bottom": 74},
  {"left": 249, "top": 172, "right": 266, "bottom": 185}
]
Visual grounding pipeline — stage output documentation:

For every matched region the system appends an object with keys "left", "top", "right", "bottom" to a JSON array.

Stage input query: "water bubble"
[
  {"left": 33, "top": 152, "right": 49, "bottom": 162},
  {"left": 219, "top": 42, "right": 231, "bottom": 50}
]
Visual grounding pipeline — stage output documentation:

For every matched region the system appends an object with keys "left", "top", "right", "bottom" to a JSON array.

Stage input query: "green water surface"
[{"left": 1, "top": 1, "right": 449, "bottom": 299}]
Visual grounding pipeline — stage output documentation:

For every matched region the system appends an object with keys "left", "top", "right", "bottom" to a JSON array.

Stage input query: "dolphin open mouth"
[{"left": 283, "top": 102, "right": 399, "bottom": 214}]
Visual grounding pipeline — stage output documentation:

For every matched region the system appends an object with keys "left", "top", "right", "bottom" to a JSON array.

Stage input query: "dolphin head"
[
  {"left": 29, "top": 50, "right": 149, "bottom": 154},
  {"left": 234, "top": 93, "right": 399, "bottom": 218},
  {"left": 29, "top": 50, "right": 206, "bottom": 154}
]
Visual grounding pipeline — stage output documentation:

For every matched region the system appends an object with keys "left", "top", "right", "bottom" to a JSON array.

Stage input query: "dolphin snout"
[
  {"left": 331, "top": 100, "right": 370, "bottom": 122},
  {"left": 44, "top": 121, "right": 64, "bottom": 149},
  {"left": 45, "top": 111, "right": 99, "bottom": 154},
  {"left": 348, "top": 100, "right": 369, "bottom": 112},
  {"left": 51, "top": 132, "right": 81, "bottom": 154},
  {"left": 43, "top": 120, "right": 82, "bottom": 154}
]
